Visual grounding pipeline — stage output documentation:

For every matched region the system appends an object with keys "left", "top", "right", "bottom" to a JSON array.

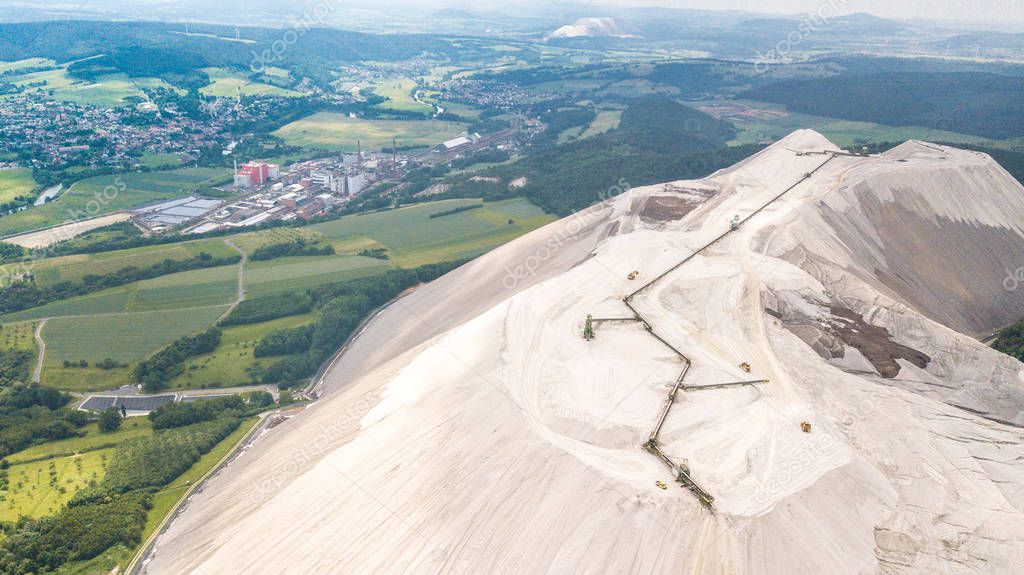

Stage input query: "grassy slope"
[
  {"left": 8, "top": 418, "right": 153, "bottom": 465},
  {"left": 8, "top": 197, "right": 551, "bottom": 391},
  {"left": 199, "top": 67, "right": 302, "bottom": 98},
  {"left": 312, "top": 197, "right": 554, "bottom": 267},
  {"left": 0, "top": 448, "right": 114, "bottom": 521},
  {"left": 171, "top": 313, "right": 316, "bottom": 389},
  {"left": 28, "top": 238, "right": 237, "bottom": 286}
]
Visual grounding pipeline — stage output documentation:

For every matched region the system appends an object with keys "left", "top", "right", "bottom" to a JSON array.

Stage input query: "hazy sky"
[
  {"left": 601, "top": 0, "right": 1023, "bottom": 25},
  {"left": 8, "top": 0, "right": 1024, "bottom": 28}
]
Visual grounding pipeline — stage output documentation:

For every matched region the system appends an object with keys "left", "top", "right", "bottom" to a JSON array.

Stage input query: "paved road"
[
  {"left": 32, "top": 319, "right": 46, "bottom": 383},
  {"left": 219, "top": 238, "right": 247, "bottom": 321}
]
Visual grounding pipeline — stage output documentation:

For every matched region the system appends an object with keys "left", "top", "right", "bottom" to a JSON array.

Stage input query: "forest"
[
  {"left": 442, "top": 98, "right": 757, "bottom": 215},
  {"left": 743, "top": 71, "right": 1024, "bottom": 140}
]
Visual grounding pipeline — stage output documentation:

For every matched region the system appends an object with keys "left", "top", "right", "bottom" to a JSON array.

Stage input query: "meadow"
[
  {"left": 311, "top": 198, "right": 555, "bottom": 267},
  {"left": 0, "top": 320, "right": 37, "bottom": 352},
  {"left": 1, "top": 60, "right": 176, "bottom": 107},
  {"left": 244, "top": 255, "right": 391, "bottom": 297},
  {"left": 4, "top": 263, "right": 239, "bottom": 321},
  {"left": 7, "top": 418, "right": 153, "bottom": 465},
  {"left": 0, "top": 168, "right": 232, "bottom": 237},
  {"left": 273, "top": 112, "right": 466, "bottom": 152},
  {"left": 369, "top": 78, "right": 433, "bottom": 114},
  {"left": 27, "top": 238, "right": 237, "bottom": 287},
  {"left": 199, "top": 67, "right": 302, "bottom": 98},
  {"left": 0, "top": 448, "right": 113, "bottom": 521},
  {"left": 171, "top": 313, "right": 316, "bottom": 389},
  {"left": 0, "top": 168, "right": 37, "bottom": 203},
  {"left": 229, "top": 227, "right": 325, "bottom": 255}
]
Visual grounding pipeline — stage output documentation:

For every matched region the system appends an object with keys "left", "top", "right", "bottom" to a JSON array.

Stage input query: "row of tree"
[
  {"left": 132, "top": 328, "right": 222, "bottom": 392},
  {"left": 0, "top": 253, "right": 240, "bottom": 315}
]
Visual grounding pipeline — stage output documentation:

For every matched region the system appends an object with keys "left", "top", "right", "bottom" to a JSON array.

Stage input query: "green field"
[
  {"left": 580, "top": 110, "right": 623, "bottom": 139},
  {"left": 27, "top": 239, "right": 237, "bottom": 287},
  {"left": 5, "top": 263, "right": 239, "bottom": 321},
  {"left": 1, "top": 415, "right": 258, "bottom": 574},
  {"left": 369, "top": 78, "right": 432, "bottom": 114},
  {"left": 273, "top": 112, "right": 466, "bottom": 152},
  {"left": 172, "top": 313, "right": 316, "bottom": 389},
  {"left": 1, "top": 61, "right": 175, "bottom": 107},
  {"left": 245, "top": 254, "right": 391, "bottom": 297},
  {"left": 725, "top": 101, "right": 994, "bottom": 148},
  {"left": 0, "top": 168, "right": 37, "bottom": 204},
  {"left": 199, "top": 67, "right": 302, "bottom": 98},
  {"left": 8, "top": 418, "right": 153, "bottom": 465},
  {"left": 0, "top": 168, "right": 232, "bottom": 237},
  {"left": 229, "top": 227, "right": 325, "bottom": 255},
  {"left": 311, "top": 198, "right": 555, "bottom": 267},
  {"left": 0, "top": 320, "right": 37, "bottom": 352},
  {"left": 42, "top": 306, "right": 229, "bottom": 366},
  {"left": 135, "top": 153, "right": 184, "bottom": 169},
  {"left": 0, "top": 448, "right": 113, "bottom": 521}
]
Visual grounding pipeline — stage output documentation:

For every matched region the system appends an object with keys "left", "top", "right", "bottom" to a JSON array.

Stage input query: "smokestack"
[
  {"left": 357, "top": 139, "right": 362, "bottom": 166},
  {"left": 392, "top": 137, "right": 397, "bottom": 167}
]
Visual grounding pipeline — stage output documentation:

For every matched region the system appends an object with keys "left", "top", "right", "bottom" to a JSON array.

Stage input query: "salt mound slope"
[{"left": 146, "top": 130, "right": 1024, "bottom": 574}]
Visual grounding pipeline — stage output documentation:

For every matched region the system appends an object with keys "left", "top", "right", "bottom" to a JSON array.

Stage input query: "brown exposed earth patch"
[
  {"left": 826, "top": 304, "right": 930, "bottom": 378},
  {"left": 639, "top": 195, "right": 702, "bottom": 223}
]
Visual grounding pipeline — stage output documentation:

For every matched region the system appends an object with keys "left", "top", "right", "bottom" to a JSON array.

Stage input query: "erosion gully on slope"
[{"left": 597, "top": 152, "right": 840, "bottom": 509}]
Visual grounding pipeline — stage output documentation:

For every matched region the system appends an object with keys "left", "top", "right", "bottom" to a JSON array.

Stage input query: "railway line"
[{"left": 599, "top": 152, "right": 838, "bottom": 508}]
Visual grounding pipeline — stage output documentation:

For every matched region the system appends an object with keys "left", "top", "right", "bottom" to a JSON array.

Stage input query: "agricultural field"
[
  {"left": 0, "top": 448, "right": 113, "bottom": 521},
  {"left": 273, "top": 112, "right": 466, "bottom": 152},
  {"left": 0, "top": 167, "right": 232, "bottom": 237},
  {"left": 4, "top": 263, "right": 240, "bottom": 321},
  {"left": 244, "top": 254, "right": 390, "bottom": 297},
  {"left": 26, "top": 238, "right": 237, "bottom": 287},
  {"left": 0, "top": 168, "right": 37, "bottom": 204},
  {"left": 171, "top": 313, "right": 316, "bottom": 389},
  {"left": 311, "top": 198, "right": 555, "bottom": 267},
  {"left": 1, "top": 60, "right": 175, "bottom": 107},
  {"left": 40, "top": 305, "right": 228, "bottom": 390},
  {"left": 229, "top": 227, "right": 325, "bottom": 255},
  {"left": 199, "top": 67, "right": 302, "bottom": 98},
  {"left": 4, "top": 197, "right": 551, "bottom": 393},
  {"left": 42, "top": 306, "right": 229, "bottom": 365}
]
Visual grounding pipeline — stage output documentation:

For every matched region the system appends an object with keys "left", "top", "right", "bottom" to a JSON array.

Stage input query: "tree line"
[{"left": 0, "top": 253, "right": 240, "bottom": 315}]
